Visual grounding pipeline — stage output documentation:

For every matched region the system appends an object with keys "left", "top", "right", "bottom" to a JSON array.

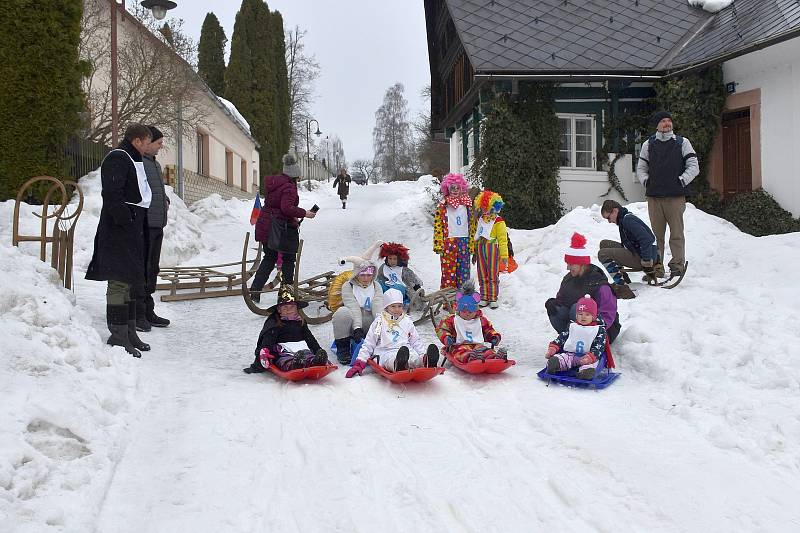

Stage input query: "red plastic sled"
[
  {"left": 367, "top": 359, "right": 445, "bottom": 383},
  {"left": 268, "top": 363, "right": 338, "bottom": 382},
  {"left": 444, "top": 351, "right": 516, "bottom": 374}
]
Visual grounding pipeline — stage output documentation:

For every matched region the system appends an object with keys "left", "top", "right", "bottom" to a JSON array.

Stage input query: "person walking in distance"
[
  {"left": 135, "top": 125, "right": 171, "bottom": 331},
  {"left": 636, "top": 111, "right": 699, "bottom": 280},
  {"left": 333, "top": 168, "right": 351, "bottom": 209}
]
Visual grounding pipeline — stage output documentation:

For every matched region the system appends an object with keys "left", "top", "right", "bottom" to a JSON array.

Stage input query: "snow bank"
[
  {"left": 0, "top": 241, "right": 138, "bottom": 531},
  {"left": 688, "top": 0, "right": 733, "bottom": 13}
]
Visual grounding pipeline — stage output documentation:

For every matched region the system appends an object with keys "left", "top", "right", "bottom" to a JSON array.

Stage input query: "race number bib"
[
  {"left": 474, "top": 217, "right": 496, "bottom": 241},
  {"left": 279, "top": 341, "right": 310, "bottom": 353},
  {"left": 562, "top": 323, "right": 600, "bottom": 355},
  {"left": 353, "top": 283, "right": 375, "bottom": 311},
  {"left": 384, "top": 266, "right": 405, "bottom": 287},
  {"left": 446, "top": 205, "right": 469, "bottom": 238},
  {"left": 454, "top": 315, "right": 485, "bottom": 344}
]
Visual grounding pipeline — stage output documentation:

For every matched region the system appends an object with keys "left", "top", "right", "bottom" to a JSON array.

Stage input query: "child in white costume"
[{"left": 347, "top": 289, "right": 439, "bottom": 376}]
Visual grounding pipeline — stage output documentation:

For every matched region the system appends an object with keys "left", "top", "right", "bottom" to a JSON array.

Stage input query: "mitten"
[
  {"left": 499, "top": 259, "right": 508, "bottom": 272},
  {"left": 346, "top": 359, "right": 366, "bottom": 378},
  {"left": 258, "top": 347, "right": 272, "bottom": 368},
  {"left": 445, "top": 336, "right": 455, "bottom": 347},
  {"left": 546, "top": 344, "right": 558, "bottom": 358},
  {"left": 351, "top": 328, "right": 365, "bottom": 342},
  {"left": 545, "top": 298, "right": 559, "bottom": 315},
  {"left": 412, "top": 284, "right": 421, "bottom": 292},
  {"left": 490, "top": 336, "right": 500, "bottom": 347}
]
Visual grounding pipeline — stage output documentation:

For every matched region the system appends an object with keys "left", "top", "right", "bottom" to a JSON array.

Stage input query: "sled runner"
[
  {"left": 367, "top": 359, "right": 445, "bottom": 383},
  {"left": 624, "top": 261, "right": 688, "bottom": 290},
  {"left": 267, "top": 363, "right": 338, "bottom": 382},
  {"left": 537, "top": 342, "right": 620, "bottom": 390},
  {"left": 443, "top": 350, "right": 516, "bottom": 374},
  {"left": 407, "top": 287, "right": 458, "bottom": 327}
]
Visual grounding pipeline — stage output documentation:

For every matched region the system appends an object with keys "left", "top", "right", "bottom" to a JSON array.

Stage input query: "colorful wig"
[
  {"left": 474, "top": 190, "right": 504, "bottom": 214},
  {"left": 440, "top": 173, "right": 468, "bottom": 196},
  {"left": 379, "top": 242, "right": 410, "bottom": 266}
]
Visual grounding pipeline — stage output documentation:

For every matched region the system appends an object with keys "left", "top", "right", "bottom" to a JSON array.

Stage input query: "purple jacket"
[{"left": 595, "top": 285, "right": 617, "bottom": 329}]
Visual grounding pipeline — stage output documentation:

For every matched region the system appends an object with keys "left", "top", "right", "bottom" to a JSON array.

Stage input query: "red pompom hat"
[
  {"left": 564, "top": 232, "right": 591, "bottom": 265},
  {"left": 379, "top": 242, "right": 410, "bottom": 266}
]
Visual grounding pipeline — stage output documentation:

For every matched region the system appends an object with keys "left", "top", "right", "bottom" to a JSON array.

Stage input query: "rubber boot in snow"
[{"left": 106, "top": 304, "right": 141, "bottom": 358}]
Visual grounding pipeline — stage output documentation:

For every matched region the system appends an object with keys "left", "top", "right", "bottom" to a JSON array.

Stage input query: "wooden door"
[{"left": 722, "top": 110, "right": 752, "bottom": 197}]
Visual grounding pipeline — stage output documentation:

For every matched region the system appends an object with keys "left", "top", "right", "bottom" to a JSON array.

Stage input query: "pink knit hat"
[
  {"left": 564, "top": 232, "right": 591, "bottom": 265},
  {"left": 576, "top": 294, "right": 597, "bottom": 320}
]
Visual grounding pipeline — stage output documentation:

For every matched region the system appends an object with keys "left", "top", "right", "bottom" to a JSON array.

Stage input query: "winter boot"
[
  {"left": 424, "top": 344, "right": 439, "bottom": 368},
  {"left": 311, "top": 349, "right": 329, "bottom": 367},
  {"left": 243, "top": 353, "right": 266, "bottom": 374},
  {"left": 127, "top": 301, "right": 151, "bottom": 352},
  {"left": 653, "top": 262, "right": 665, "bottom": 278},
  {"left": 610, "top": 283, "right": 636, "bottom": 300},
  {"left": 577, "top": 367, "right": 596, "bottom": 380},
  {"left": 146, "top": 299, "right": 170, "bottom": 327},
  {"left": 394, "top": 346, "right": 410, "bottom": 371},
  {"left": 334, "top": 338, "right": 352, "bottom": 365},
  {"left": 290, "top": 352, "right": 307, "bottom": 370},
  {"left": 135, "top": 299, "right": 151, "bottom": 332},
  {"left": 602, "top": 260, "right": 627, "bottom": 286},
  {"left": 249, "top": 288, "right": 261, "bottom": 303},
  {"left": 479, "top": 300, "right": 489, "bottom": 308},
  {"left": 106, "top": 304, "right": 141, "bottom": 358},
  {"left": 342, "top": 201, "right": 346, "bottom": 209},
  {"left": 496, "top": 347, "right": 509, "bottom": 361},
  {"left": 546, "top": 357, "right": 561, "bottom": 374}
]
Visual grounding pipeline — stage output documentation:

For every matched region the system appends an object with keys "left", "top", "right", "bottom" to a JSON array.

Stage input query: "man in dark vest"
[
  {"left": 134, "top": 125, "right": 171, "bottom": 331},
  {"left": 86, "top": 123, "right": 153, "bottom": 358},
  {"left": 636, "top": 111, "right": 699, "bottom": 279}
]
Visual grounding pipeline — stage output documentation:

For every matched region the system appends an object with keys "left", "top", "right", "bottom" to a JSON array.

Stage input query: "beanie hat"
[
  {"left": 651, "top": 111, "right": 673, "bottom": 126},
  {"left": 282, "top": 153, "right": 301, "bottom": 178},
  {"left": 147, "top": 125, "right": 163, "bottom": 142},
  {"left": 440, "top": 173, "right": 468, "bottom": 195},
  {"left": 383, "top": 288, "right": 404, "bottom": 308},
  {"left": 564, "top": 232, "right": 591, "bottom": 265},
  {"left": 455, "top": 279, "right": 481, "bottom": 312},
  {"left": 576, "top": 294, "right": 597, "bottom": 320},
  {"left": 356, "top": 263, "right": 376, "bottom": 276},
  {"left": 379, "top": 242, "right": 409, "bottom": 266},
  {"left": 474, "top": 190, "right": 504, "bottom": 214}
]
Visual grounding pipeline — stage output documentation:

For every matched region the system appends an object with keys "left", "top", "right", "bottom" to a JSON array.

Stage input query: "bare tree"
[
  {"left": 352, "top": 159, "right": 379, "bottom": 184},
  {"left": 373, "top": 83, "right": 413, "bottom": 181},
  {"left": 285, "top": 26, "right": 321, "bottom": 151},
  {"left": 80, "top": 0, "right": 210, "bottom": 146}
]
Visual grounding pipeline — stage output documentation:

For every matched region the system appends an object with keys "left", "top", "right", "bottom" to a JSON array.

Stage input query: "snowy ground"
[{"left": 2, "top": 174, "right": 799, "bottom": 532}]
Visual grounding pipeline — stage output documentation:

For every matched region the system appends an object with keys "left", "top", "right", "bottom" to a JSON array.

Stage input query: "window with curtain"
[{"left": 558, "top": 114, "right": 596, "bottom": 169}]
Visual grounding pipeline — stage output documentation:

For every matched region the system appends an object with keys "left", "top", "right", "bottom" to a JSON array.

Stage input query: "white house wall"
[
  {"left": 559, "top": 154, "right": 645, "bottom": 210},
  {"left": 723, "top": 37, "right": 800, "bottom": 216}
]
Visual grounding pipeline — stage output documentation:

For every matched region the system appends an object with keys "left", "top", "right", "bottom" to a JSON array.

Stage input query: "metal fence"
[
  {"left": 61, "top": 137, "right": 110, "bottom": 180},
  {"left": 296, "top": 152, "right": 331, "bottom": 182}
]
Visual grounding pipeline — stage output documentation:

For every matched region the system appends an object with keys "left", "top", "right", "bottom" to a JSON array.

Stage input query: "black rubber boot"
[
  {"left": 135, "top": 299, "right": 151, "bottom": 332},
  {"left": 106, "top": 305, "right": 141, "bottom": 358},
  {"left": 334, "top": 338, "right": 351, "bottom": 365},
  {"left": 128, "top": 301, "right": 151, "bottom": 352},
  {"left": 146, "top": 298, "right": 170, "bottom": 327},
  {"left": 424, "top": 344, "right": 439, "bottom": 368},
  {"left": 394, "top": 346, "right": 410, "bottom": 371}
]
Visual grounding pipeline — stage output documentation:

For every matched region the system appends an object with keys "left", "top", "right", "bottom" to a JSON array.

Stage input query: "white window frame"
[{"left": 558, "top": 113, "right": 597, "bottom": 170}]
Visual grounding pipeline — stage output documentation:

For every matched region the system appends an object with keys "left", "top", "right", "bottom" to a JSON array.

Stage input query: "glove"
[
  {"left": 490, "top": 336, "right": 500, "bottom": 347},
  {"left": 545, "top": 298, "right": 559, "bottom": 316},
  {"left": 258, "top": 347, "right": 272, "bottom": 368},
  {"left": 412, "top": 284, "right": 421, "bottom": 292},
  {"left": 546, "top": 344, "right": 558, "bottom": 358},
  {"left": 445, "top": 336, "right": 455, "bottom": 347},
  {"left": 499, "top": 259, "right": 508, "bottom": 272},
  {"left": 351, "top": 328, "right": 365, "bottom": 342},
  {"left": 346, "top": 359, "right": 366, "bottom": 378}
]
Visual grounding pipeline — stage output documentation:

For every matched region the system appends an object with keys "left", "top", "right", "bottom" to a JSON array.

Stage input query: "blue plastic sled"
[
  {"left": 329, "top": 340, "right": 364, "bottom": 366},
  {"left": 537, "top": 353, "right": 620, "bottom": 390}
]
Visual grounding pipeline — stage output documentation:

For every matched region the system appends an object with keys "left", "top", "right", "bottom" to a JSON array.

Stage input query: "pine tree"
[
  {"left": 270, "top": 11, "right": 291, "bottom": 164},
  {"left": 226, "top": 0, "right": 276, "bottom": 178},
  {"left": 0, "top": 0, "right": 87, "bottom": 200},
  {"left": 197, "top": 12, "right": 227, "bottom": 96}
]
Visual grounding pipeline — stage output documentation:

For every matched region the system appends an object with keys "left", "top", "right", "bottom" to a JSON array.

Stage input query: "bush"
[{"left": 720, "top": 189, "right": 800, "bottom": 236}]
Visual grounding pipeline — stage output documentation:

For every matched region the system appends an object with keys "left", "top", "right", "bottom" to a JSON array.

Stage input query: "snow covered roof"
[{"left": 216, "top": 96, "right": 251, "bottom": 134}]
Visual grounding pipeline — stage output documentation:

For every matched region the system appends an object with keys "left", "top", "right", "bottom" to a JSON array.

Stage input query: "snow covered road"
[{"left": 3, "top": 176, "right": 799, "bottom": 532}]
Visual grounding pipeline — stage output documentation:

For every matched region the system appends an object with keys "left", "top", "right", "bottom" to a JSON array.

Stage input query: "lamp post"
[
  {"left": 110, "top": 0, "right": 177, "bottom": 146},
  {"left": 305, "top": 118, "right": 321, "bottom": 187}
]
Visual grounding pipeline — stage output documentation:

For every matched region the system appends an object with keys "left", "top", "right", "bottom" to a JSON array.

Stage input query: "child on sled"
[
  {"left": 376, "top": 242, "right": 424, "bottom": 306},
  {"left": 243, "top": 285, "right": 329, "bottom": 374},
  {"left": 346, "top": 288, "right": 439, "bottom": 377},
  {"left": 545, "top": 294, "right": 607, "bottom": 380},
  {"left": 436, "top": 280, "right": 506, "bottom": 362}
]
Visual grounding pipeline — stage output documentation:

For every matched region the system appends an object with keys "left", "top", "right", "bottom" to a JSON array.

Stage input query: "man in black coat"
[
  {"left": 598, "top": 199, "right": 659, "bottom": 299},
  {"left": 333, "top": 168, "right": 351, "bottom": 209},
  {"left": 135, "top": 125, "right": 171, "bottom": 331},
  {"left": 85, "top": 124, "right": 153, "bottom": 357}
]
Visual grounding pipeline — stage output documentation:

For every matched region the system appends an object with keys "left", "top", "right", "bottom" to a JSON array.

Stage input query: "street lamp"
[
  {"left": 110, "top": 0, "right": 178, "bottom": 146},
  {"left": 305, "top": 119, "right": 321, "bottom": 187}
]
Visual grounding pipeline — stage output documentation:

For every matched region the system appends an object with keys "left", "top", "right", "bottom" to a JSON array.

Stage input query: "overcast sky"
[{"left": 166, "top": 0, "right": 431, "bottom": 163}]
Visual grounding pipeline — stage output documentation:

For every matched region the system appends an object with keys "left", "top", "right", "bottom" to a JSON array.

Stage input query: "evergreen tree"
[
  {"left": 197, "top": 12, "right": 227, "bottom": 96},
  {"left": 270, "top": 11, "right": 291, "bottom": 163},
  {"left": 471, "top": 83, "right": 562, "bottom": 229},
  {"left": 226, "top": 0, "right": 276, "bottom": 178},
  {"left": 0, "top": 0, "right": 87, "bottom": 200}
]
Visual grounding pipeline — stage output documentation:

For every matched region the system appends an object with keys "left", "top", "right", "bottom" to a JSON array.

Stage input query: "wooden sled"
[
  {"left": 367, "top": 359, "right": 445, "bottom": 383},
  {"left": 240, "top": 233, "right": 337, "bottom": 324},
  {"left": 268, "top": 363, "right": 338, "bottom": 382},
  {"left": 408, "top": 287, "right": 457, "bottom": 327},
  {"left": 157, "top": 243, "right": 263, "bottom": 302},
  {"left": 443, "top": 350, "right": 516, "bottom": 374}
]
